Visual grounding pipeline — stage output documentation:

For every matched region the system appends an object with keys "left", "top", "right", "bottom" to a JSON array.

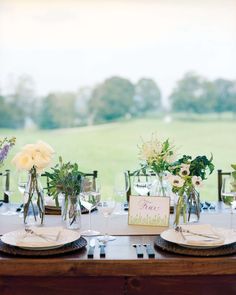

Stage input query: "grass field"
[{"left": 1, "top": 118, "right": 236, "bottom": 202}]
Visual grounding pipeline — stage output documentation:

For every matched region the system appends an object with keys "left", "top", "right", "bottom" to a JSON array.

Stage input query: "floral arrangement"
[
  {"left": 169, "top": 155, "right": 214, "bottom": 225},
  {"left": 0, "top": 137, "right": 16, "bottom": 167},
  {"left": 44, "top": 157, "right": 83, "bottom": 227},
  {"left": 12, "top": 140, "right": 54, "bottom": 225},
  {"left": 12, "top": 140, "right": 54, "bottom": 172},
  {"left": 138, "top": 134, "right": 176, "bottom": 196},
  {"left": 44, "top": 156, "right": 83, "bottom": 205}
]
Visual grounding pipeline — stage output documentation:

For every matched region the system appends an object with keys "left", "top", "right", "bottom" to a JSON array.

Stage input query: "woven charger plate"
[
  {"left": 155, "top": 236, "right": 236, "bottom": 257},
  {"left": 0, "top": 237, "right": 87, "bottom": 257}
]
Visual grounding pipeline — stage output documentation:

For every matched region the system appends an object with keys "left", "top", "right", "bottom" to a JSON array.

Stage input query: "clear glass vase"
[
  {"left": 23, "top": 167, "right": 44, "bottom": 226},
  {"left": 66, "top": 195, "right": 81, "bottom": 230},
  {"left": 150, "top": 173, "right": 170, "bottom": 197},
  {"left": 186, "top": 187, "right": 201, "bottom": 223},
  {"left": 174, "top": 187, "right": 201, "bottom": 226},
  {"left": 174, "top": 193, "right": 187, "bottom": 226}
]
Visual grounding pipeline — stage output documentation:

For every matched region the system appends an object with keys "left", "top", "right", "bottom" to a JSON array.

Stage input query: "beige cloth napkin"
[
  {"left": 16, "top": 226, "right": 63, "bottom": 247},
  {"left": 180, "top": 224, "right": 225, "bottom": 246}
]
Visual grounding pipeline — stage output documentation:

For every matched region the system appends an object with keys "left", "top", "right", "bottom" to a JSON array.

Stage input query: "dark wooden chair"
[
  {"left": 125, "top": 170, "right": 156, "bottom": 203},
  {"left": 43, "top": 170, "right": 98, "bottom": 215},
  {"left": 0, "top": 169, "right": 10, "bottom": 203},
  {"left": 125, "top": 169, "right": 174, "bottom": 214},
  {"left": 42, "top": 170, "right": 98, "bottom": 196},
  {"left": 217, "top": 169, "right": 231, "bottom": 201}
]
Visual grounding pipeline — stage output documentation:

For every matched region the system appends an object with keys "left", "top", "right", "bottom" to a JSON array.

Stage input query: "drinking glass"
[
  {"left": 0, "top": 171, "right": 18, "bottom": 215},
  {"left": 80, "top": 177, "right": 101, "bottom": 236},
  {"left": 132, "top": 173, "right": 154, "bottom": 196},
  {"left": 18, "top": 172, "right": 28, "bottom": 197},
  {"left": 221, "top": 174, "right": 236, "bottom": 228},
  {"left": 113, "top": 172, "right": 130, "bottom": 215},
  {"left": 1, "top": 190, "right": 18, "bottom": 216},
  {"left": 97, "top": 196, "right": 116, "bottom": 242}
]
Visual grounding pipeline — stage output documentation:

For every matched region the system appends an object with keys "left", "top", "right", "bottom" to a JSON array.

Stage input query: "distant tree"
[
  {"left": 134, "top": 78, "right": 161, "bottom": 114},
  {"left": 212, "top": 79, "right": 236, "bottom": 116},
  {"left": 88, "top": 76, "right": 135, "bottom": 123},
  {"left": 76, "top": 87, "right": 93, "bottom": 125},
  {"left": 0, "top": 96, "right": 12, "bottom": 128},
  {"left": 170, "top": 72, "right": 214, "bottom": 113},
  {"left": 38, "top": 92, "right": 78, "bottom": 129},
  {"left": 10, "top": 75, "right": 36, "bottom": 126}
]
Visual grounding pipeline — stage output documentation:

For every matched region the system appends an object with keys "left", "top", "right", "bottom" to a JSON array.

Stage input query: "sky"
[{"left": 0, "top": 0, "right": 236, "bottom": 103}]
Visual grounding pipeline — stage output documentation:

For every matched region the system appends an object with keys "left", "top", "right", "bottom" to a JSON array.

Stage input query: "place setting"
[
  {"left": 0, "top": 226, "right": 87, "bottom": 257},
  {"left": 155, "top": 223, "right": 236, "bottom": 257}
]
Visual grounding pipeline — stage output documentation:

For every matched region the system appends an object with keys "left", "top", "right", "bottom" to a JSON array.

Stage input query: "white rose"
[
  {"left": 12, "top": 151, "right": 34, "bottom": 171},
  {"left": 33, "top": 151, "right": 52, "bottom": 170},
  {"left": 36, "top": 141, "right": 54, "bottom": 156}
]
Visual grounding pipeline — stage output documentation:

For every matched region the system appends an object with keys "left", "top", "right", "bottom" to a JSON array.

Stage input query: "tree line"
[{"left": 0, "top": 72, "right": 235, "bottom": 129}]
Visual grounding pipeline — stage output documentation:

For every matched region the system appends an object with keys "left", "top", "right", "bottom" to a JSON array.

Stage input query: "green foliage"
[
  {"left": 38, "top": 92, "right": 78, "bottom": 129},
  {"left": 88, "top": 76, "right": 135, "bottom": 123},
  {"left": 44, "top": 157, "right": 83, "bottom": 205},
  {"left": 171, "top": 154, "right": 214, "bottom": 180},
  {"left": 134, "top": 78, "right": 161, "bottom": 113},
  {"left": 170, "top": 72, "right": 236, "bottom": 115}
]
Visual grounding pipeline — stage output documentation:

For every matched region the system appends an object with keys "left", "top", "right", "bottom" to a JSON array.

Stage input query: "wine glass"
[
  {"left": 132, "top": 172, "right": 154, "bottom": 196},
  {"left": 221, "top": 174, "right": 236, "bottom": 228},
  {"left": 79, "top": 177, "right": 101, "bottom": 236},
  {"left": 18, "top": 172, "right": 28, "bottom": 197},
  {"left": 0, "top": 171, "right": 18, "bottom": 216},
  {"left": 113, "top": 172, "right": 130, "bottom": 215},
  {"left": 97, "top": 195, "right": 116, "bottom": 242}
]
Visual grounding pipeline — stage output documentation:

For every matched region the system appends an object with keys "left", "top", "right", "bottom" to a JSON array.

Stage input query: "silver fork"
[
  {"left": 24, "top": 228, "right": 59, "bottom": 242},
  {"left": 175, "top": 226, "right": 220, "bottom": 240}
]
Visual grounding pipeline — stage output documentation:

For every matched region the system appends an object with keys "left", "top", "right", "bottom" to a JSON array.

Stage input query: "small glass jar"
[{"left": 66, "top": 195, "right": 81, "bottom": 230}]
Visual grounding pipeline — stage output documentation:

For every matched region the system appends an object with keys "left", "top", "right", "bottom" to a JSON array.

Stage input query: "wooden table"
[{"left": 0, "top": 210, "right": 236, "bottom": 295}]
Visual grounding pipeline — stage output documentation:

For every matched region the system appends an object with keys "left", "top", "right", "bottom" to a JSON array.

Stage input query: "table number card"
[{"left": 128, "top": 195, "right": 170, "bottom": 227}]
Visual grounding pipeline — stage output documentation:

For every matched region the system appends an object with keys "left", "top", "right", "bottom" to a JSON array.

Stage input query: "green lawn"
[{"left": 1, "top": 118, "right": 236, "bottom": 202}]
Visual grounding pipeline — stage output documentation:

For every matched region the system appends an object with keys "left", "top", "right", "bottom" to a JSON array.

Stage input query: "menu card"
[{"left": 128, "top": 195, "right": 170, "bottom": 227}]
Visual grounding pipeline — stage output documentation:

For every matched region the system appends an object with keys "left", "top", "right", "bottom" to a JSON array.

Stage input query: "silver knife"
[{"left": 87, "top": 238, "right": 96, "bottom": 258}]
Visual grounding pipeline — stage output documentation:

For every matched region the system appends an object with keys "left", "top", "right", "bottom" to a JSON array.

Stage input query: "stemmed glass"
[
  {"left": 97, "top": 195, "right": 116, "bottom": 242},
  {"left": 0, "top": 172, "right": 18, "bottom": 216},
  {"left": 113, "top": 172, "right": 130, "bottom": 215},
  {"left": 79, "top": 177, "right": 101, "bottom": 236},
  {"left": 132, "top": 172, "right": 154, "bottom": 196},
  {"left": 18, "top": 172, "right": 28, "bottom": 197},
  {"left": 221, "top": 174, "right": 236, "bottom": 229}
]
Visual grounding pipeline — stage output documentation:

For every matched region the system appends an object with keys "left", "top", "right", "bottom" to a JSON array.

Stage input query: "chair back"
[
  {"left": 0, "top": 169, "right": 10, "bottom": 203},
  {"left": 124, "top": 170, "right": 156, "bottom": 202},
  {"left": 42, "top": 170, "right": 98, "bottom": 196},
  {"left": 217, "top": 169, "right": 231, "bottom": 201}
]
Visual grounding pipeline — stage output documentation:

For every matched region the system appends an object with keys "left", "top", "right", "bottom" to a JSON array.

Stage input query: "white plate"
[
  {"left": 161, "top": 224, "right": 236, "bottom": 249},
  {"left": 1, "top": 227, "right": 80, "bottom": 250}
]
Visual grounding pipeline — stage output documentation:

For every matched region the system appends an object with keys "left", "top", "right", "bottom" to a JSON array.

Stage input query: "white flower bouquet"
[
  {"left": 12, "top": 141, "right": 54, "bottom": 225},
  {"left": 138, "top": 134, "right": 176, "bottom": 196},
  {"left": 169, "top": 155, "right": 214, "bottom": 225}
]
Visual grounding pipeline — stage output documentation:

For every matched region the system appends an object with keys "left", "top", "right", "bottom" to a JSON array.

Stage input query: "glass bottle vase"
[
  {"left": 23, "top": 168, "right": 44, "bottom": 226},
  {"left": 174, "top": 187, "right": 201, "bottom": 226},
  {"left": 150, "top": 173, "right": 170, "bottom": 197}
]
